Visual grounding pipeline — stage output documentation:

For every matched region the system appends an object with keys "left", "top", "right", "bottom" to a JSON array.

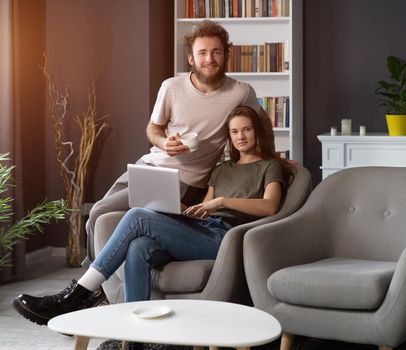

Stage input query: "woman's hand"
[{"left": 183, "top": 197, "right": 224, "bottom": 219}]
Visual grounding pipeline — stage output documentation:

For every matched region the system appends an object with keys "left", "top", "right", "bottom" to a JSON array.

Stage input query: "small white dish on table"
[{"left": 132, "top": 305, "right": 172, "bottom": 319}]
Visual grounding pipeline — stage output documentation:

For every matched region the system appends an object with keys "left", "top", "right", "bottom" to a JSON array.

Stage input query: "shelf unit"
[{"left": 174, "top": 0, "right": 303, "bottom": 162}]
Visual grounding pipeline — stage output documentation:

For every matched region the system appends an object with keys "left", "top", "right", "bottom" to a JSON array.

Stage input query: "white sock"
[{"left": 77, "top": 266, "right": 106, "bottom": 292}]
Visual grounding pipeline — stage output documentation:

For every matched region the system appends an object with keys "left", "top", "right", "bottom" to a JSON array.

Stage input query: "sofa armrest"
[{"left": 243, "top": 206, "right": 331, "bottom": 313}]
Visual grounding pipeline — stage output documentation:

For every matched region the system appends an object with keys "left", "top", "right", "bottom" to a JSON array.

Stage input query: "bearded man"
[{"left": 83, "top": 20, "right": 275, "bottom": 266}]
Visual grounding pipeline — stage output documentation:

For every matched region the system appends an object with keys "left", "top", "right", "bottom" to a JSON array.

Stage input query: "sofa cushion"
[
  {"left": 268, "top": 257, "right": 396, "bottom": 310},
  {"left": 151, "top": 260, "right": 215, "bottom": 293}
]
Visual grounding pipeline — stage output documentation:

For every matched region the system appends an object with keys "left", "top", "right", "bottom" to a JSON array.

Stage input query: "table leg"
[
  {"left": 74, "top": 335, "right": 90, "bottom": 350},
  {"left": 193, "top": 347, "right": 205, "bottom": 350}
]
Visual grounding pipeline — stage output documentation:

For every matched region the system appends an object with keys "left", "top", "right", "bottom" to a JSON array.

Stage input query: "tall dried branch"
[
  {"left": 40, "top": 54, "right": 108, "bottom": 220},
  {"left": 40, "top": 54, "right": 109, "bottom": 266}
]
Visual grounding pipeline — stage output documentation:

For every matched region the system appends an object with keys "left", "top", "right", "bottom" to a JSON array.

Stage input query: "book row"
[
  {"left": 226, "top": 41, "right": 289, "bottom": 73},
  {"left": 258, "top": 96, "right": 290, "bottom": 128},
  {"left": 184, "top": 0, "right": 290, "bottom": 18}
]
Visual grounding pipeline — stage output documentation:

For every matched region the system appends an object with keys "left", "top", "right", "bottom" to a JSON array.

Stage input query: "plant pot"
[{"left": 386, "top": 114, "right": 406, "bottom": 136}]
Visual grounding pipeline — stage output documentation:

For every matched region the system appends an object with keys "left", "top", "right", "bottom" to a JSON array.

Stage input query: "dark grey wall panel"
[{"left": 304, "top": 0, "right": 406, "bottom": 184}]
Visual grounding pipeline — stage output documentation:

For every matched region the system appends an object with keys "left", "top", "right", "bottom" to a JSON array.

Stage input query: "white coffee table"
[{"left": 48, "top": 299, "right": 281, "bottom": 350}]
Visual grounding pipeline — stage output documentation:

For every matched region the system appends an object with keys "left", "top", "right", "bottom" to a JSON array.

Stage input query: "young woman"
[{"left": 13, "top": 105, "right": 293, "bottom": 326}]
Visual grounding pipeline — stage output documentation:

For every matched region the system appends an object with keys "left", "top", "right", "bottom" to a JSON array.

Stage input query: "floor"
[{"left": 0, "top": 256, "right": 105, "bottom": 350}]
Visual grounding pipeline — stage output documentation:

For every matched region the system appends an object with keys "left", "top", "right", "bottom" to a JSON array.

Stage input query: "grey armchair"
[
  {"left": 94, "top": 164, "right": 312, "bottom": 305},
  {"left": 243, "top": 167, "right": 406, "bottom": 350}
]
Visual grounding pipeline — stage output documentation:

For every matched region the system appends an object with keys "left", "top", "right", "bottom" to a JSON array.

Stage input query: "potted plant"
[
  {"left": 375, "top": 55, "right": 406, "bottom": 135},
  {"left": 0, "top": 153, "right": 70, "bottom": 270}
]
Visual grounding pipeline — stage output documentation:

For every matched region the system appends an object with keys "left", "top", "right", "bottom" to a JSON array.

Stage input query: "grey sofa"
[
  {"left": 243, "top": 166, "right": 406, "bottom": 350},
  {"left": 94, "top": 164, "right": 312, "bottom": 305}
]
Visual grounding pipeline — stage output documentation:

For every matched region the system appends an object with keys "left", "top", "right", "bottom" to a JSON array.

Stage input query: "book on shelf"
[
  {"left": 226, "top": 41, "right": 288, "bottom": 73},
  {"left": 283, "top": 38, "right": 289, "bottom": 71},
  {"left": 258, "top": 96, "right": 290, "bottom": 128},
  {"left": 183, "top": 0, "right": 289, "bottom": 18}
]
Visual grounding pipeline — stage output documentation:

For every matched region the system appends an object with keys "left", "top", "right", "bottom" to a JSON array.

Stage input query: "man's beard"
[{"left": 191, "top": 62, "right": 226, "bottom": 86}]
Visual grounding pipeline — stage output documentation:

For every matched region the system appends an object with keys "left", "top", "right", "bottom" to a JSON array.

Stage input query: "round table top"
[{"left": 48, "top": 299, "right": 281, "bottom": 347}]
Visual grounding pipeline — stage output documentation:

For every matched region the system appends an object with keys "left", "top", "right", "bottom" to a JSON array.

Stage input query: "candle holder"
[{"left": 341, "top": 119, "right": 352, "bottom": 135}]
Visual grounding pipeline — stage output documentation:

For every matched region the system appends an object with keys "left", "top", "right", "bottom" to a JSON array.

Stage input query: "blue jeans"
[{"left": 91, "top": 208, "right": 232, "bottom": 302}]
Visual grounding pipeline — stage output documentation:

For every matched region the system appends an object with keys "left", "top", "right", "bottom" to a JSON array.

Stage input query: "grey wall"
[{"left": 303, "top": 0, "right": 406, "bottom": 184}]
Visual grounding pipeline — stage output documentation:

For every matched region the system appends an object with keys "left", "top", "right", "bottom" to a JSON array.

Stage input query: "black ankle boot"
[{"left": 12, "top": 279, "right": 92, "bottom": 326}]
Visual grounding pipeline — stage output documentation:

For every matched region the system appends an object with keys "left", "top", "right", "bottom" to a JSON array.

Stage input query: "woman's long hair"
[{"left": 226, "top": 105, "right": 294, "bottom": 186}]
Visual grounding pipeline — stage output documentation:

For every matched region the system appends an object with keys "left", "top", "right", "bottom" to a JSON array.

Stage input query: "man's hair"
[{"left": 183, "top": 20, "right": 232, "bottom": 59}]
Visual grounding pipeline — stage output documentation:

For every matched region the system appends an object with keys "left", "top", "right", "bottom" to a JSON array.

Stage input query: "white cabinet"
[
  {"left": 318, "top": 133, "right": 406, "bottom": 179},
  {"left": 174, "top": 0, "right": 303, "bottom": 162}
]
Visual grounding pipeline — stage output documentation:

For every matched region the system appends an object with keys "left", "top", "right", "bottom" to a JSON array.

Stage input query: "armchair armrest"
[
  {"left": 94, "top": 211, "right": 126, "bottom": 256},
  {"left": 200, "top": 212, "right": 301, "bottom": 304},
  {"left": 243, "top": 206, "right": 331, "bottom": 312},
  {"left": 375, "top": 248, "right": 406, "bottom": 346}
]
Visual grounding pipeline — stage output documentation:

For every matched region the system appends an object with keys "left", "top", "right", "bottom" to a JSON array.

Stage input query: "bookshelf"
[{"left": 174, "top": 0, "right": 303, "bottom": 162}]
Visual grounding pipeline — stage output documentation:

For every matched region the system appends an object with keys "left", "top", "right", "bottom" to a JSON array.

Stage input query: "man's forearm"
[{"left": 146, "top": 122, "right": 166, "bottom": 149}]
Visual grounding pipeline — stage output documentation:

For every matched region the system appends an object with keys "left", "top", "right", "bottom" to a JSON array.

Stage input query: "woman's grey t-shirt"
[{"left": 208, "top": 159, "right": 285, "bottom": 226}]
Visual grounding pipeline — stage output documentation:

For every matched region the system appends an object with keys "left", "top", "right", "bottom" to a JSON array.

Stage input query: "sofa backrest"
[{"left": 305, "top": 166, "right": 406, "bottom": 261}]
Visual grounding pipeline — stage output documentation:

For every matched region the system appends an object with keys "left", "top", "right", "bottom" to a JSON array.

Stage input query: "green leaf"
[
  {"left": 387, "top": 56, "right": 402, "bottom": 81},
  {"left": 0, "top": 153, "right": 71, "bottom": 270}
]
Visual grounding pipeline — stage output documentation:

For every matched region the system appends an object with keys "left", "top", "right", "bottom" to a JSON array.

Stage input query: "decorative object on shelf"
[
  {"left": 330, "top": 126, "right": 337, "bottom": 136},
  {"left": 341, "top": 118, "right": 352, "bottom": 135},
  {"left": 41, "top": 55, "right": 109, "bottom": 267},
  {"left": 360, "top": 125, "right": 366, "bottom": 136},
  {"left": 375, "top": 56, "right": 406, "bottom": 136},
  {"left": 0, "top": 153, "right": 70, "bottom": 270}
]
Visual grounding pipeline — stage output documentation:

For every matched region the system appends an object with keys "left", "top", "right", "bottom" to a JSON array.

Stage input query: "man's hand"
[
  {"left": 146, "top": 122, "right": 189, "bottom": 157},
  {"left": 164, "top": 133, "right": 189, "bottom": 156}
]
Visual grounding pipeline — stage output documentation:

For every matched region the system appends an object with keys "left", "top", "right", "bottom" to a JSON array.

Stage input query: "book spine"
[
  {"left": 252, "top": 45, "right": 257, "bottom": 73},
  {"left": 205, "top": 0, "right": 211, "bottom": 17},
  {"left": 255, "top": 0, "right": 260, "bottom": 17},
  {"left": 233, "top": 0, "right": 239, "bottom": 17},
  {"left": 284, "top": 38, "right": 289, "bottom": 71},
  {"left": 224, "top": 0, "right": 230, "bottom": 17}
]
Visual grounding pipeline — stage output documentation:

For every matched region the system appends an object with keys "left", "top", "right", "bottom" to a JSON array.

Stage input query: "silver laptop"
[{"left": 127, "top": 164, "right": 181, "bottom": 214}]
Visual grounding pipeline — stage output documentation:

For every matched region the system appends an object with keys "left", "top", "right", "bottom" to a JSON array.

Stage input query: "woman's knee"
[
  {"left": 126, "top": 237, "right": 156, "bottom": 263},
  {"left": 124, "top": 207, "right": 161, "bottom": 221}
]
